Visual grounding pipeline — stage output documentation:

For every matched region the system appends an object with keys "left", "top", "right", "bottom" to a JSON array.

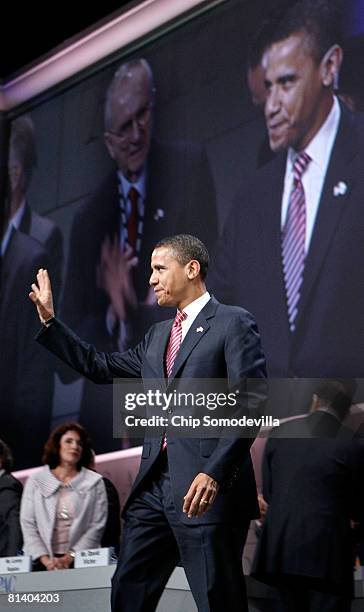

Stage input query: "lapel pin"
[
  {"left": 333, "top": 181, "right": 348, "bottom": 197},
  {"left": 153, "top": 208, "right": 165, "bottom": 221},
  {"left": 196, "top": 326, "right": 204, "bottom": 333}
]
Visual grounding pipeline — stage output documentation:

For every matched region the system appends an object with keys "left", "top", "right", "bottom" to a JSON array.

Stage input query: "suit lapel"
[
  {"left": 295, "top": 107, "right": 358, "bottom": 330},
  {"left": 258, "top": 154, "right": 291, "bottom": 336},
  {"left": 18, "top": 202, "right": 31, "bottom": 234},
  {"left": 167, "top": 298, "right": 217, "bottom": 383}
]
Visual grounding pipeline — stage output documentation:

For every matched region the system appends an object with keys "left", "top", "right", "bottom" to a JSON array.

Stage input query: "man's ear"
[
  {"left": 309, "top": 393, "right": 320, "bottom": 413},
  {"left": 321, "top": 44, "right": 343, "bottom": 88},
  {"left": 187, "top": 260, "right": 200, "bottom": 279},
  {"left": 104, "top": 132, "right": 116, "bottom": 160}
]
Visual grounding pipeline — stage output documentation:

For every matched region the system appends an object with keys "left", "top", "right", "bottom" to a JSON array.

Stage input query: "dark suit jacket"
[
  {"left": 18, "top": 202, "right": 63, "bottom": 306},
  {"left": 37, "top": 297, "right": 267, "bottom": 525},
  {"left": 0, "top": 472, "right": 23, "bottom": 557},
  {"left": 0, "top": 230, "right": 53, "bottom": 469},
  {"left": 101, "top": 476, "right": 121, "bottom": 552},
  {"left": 252, "top": 411, "right": 364, "bottom": 596},
  {"left": 211, "top": 105, "right": 364, "bottom": 380}
]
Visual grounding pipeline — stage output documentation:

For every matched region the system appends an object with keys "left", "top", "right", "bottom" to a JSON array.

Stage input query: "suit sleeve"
[
  {"left": 0, "top": 478, "right": 23, "bottom": 555},
  {"left": 36, "top": 317, "right": 151, "bottom": 382},
  {"left": 203, "top": 310, "right": 267, "bottom": 485}
]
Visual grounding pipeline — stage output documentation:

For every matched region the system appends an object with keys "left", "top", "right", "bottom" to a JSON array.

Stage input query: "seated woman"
[
  {"left": 20, "top": 422, "right": 107, "bottom": 570},
  {"left": 0, "top": 439, "right": 23, "bottom": 557}
]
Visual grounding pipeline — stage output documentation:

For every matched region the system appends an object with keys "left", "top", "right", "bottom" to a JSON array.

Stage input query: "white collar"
[
  {"left": 118, "top": 168, "right": 147, "bottom": 201},
  {"left": 182, "top": 291, "right": 210, "bottom": 319}
]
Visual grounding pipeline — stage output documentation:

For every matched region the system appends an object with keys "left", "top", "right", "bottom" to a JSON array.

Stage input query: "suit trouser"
[
  {"left": 279, "top": 584, "right": 352, "bottom": 612},
  {"left": 111, "top": 453, "right": 250, "bottom": 612}
]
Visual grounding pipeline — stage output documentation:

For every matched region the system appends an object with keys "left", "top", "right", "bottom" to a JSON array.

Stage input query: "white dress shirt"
[
  {"left": 281, "top": 96, "right": 341, "bottom": 253},
  {"left": 180, "top": 291, "right": 211, "bottom": 342}
]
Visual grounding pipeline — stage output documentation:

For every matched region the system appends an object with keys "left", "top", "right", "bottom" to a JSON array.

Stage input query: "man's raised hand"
[{"left": 29, "top": 268, "right": 55, "bottom": 323}]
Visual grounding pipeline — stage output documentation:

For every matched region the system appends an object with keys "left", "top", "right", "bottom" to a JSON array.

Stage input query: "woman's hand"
[
  {"left": 53, "top": 553, "right": 74, "bottom": 570},
  {"left": 39, "top": 555, "right": 58, "bottom": 571}
]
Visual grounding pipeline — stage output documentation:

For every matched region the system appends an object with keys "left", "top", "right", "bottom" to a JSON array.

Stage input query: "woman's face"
[{"left": 58, "top": 430, "right": 82, "bottom": 467}]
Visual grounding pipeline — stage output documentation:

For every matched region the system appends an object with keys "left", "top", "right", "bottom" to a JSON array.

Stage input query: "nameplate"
[
  {"left": 74, "top": 548, "right": 111, "bottom": 568},
  {"left": 0, "top": 556, "right": 31, "bottom": 574}
]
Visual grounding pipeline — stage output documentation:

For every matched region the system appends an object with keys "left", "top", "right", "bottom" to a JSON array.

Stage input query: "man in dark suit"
[
  {"left": 0, "top": 439, "right": 23, "bottom": 557},
  {"left": 212, "top": 2, "right": 364, "bottom": 407},
  {"left": 30, "top": 234, "right": 266, "bottom": 612},
  {"left": 0, "top": 228, "right": 52, "bottom": 468},
  {"left": 252, "top": 379, "right": 364, "bottom": 612},
  {"left": 60, "top": 59, "right": 218, "bottom": 450},
  {"left": 8, "top": 115, "right": 63, "bottom": 304}
]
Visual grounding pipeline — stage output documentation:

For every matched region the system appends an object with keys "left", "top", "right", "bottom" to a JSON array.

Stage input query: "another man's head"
[
  {"left": 262, "top": 0, "right": 343, "bottom": 152},
  {"left": 104, "top": 58, "right": 155, "bottom": 183},
  {"left": 247, "top": 18, "right": 280, "bottom": 109},
  {"left": 0, "top": 438, "right": 14, "bottom": 472},
  {"left": 310, "top": 378, "right": 356, "bottom": 421},
  {"left": 149, "top": 234, "right": 209, "bottom": 310},
  {"left": 8, "top": 115, "right": 37, "bottom": 205}
]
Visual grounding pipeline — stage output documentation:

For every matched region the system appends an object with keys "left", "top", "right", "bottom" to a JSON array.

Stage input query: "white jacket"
[{"left": 20, "top": 466, "right": 107, "bottom": 559}]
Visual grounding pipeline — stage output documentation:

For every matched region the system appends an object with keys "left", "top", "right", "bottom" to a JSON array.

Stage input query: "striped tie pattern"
[
  {"left": 165, "top": 310, "right": 187, "bottom": 377},
  {"left": 282, "top": 151, "right": 311, "bottom": 332},
  {"left": 162, "top": 310, "right": 187, "bottom": 450}
]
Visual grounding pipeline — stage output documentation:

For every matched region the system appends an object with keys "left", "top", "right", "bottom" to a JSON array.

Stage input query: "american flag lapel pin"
[{"left": 333, "top": 181, "right": 348, "bottom": 197}]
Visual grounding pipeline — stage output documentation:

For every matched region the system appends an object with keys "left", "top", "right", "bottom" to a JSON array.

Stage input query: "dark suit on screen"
[
  {"left": 252, "top": 411, "right": 364, "bottom": 611},
  {"left": 0, "top": 230, "right": 52, "bottom": 469},
  {"left": 0, "top": 472, "right": 23, "bottom": 557},
  {"left": 60, "top": 140, "right": 218, "bottom": 451},
  {"left": 18, "top": 202, "right": 63, "bottom": 305},
  {"left": 212, "top": 105, "right": 364, "bottom": 384},
  {"left": 37, "top": 296, "right": 266, "bottom": 611}
]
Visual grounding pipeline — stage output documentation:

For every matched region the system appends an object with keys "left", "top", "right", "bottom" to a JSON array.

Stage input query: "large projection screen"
[{"left": 1, "top": 0, "right": 363, "bottom": 469}]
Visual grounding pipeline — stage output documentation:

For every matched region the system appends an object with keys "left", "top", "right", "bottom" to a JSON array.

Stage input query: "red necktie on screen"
[
  {"left": 162, "top": 310, "right": 187, "bottom": 450},
  {"left": 127, "top": 186, "right": 138, "bottom": 251},
  {"left": 165, "top": 310, "right": 187, "bottom": 378},
  {"left": 282, "top": 151, "right": 311, "bottom": 332}
]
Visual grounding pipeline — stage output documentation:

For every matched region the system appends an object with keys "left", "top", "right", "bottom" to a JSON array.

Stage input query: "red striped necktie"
[
  {"left": 165, "top": 310, "right": 187, "bottom": 378},
  {"left": 162, "top": 310, "right": 187, "bottom": 450},
  {"left": 282, "top": 151, "right": 311, "bottom": 332}
]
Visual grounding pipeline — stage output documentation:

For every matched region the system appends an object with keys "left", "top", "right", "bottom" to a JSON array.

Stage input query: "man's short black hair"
[
  {"left": 314, "top": 378, "right": 356, "bottom": 420},
  {"left": 265, "top": 0, "right": 344, "bottom": 64},
  {"left": 0, "top": 439, "right": 14, "bottom": 472},
  {"left": 154, "top": 234, "right": 209, "bottom": 280}
]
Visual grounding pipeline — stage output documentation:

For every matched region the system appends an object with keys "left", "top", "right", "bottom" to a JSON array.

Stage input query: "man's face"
[
  {"left": 149, "top": 247, "right": 191, "bottom": 309},
  {"left": 104, "top": 69, "right": 153, "bottom": 182},
  {"left": 264, "top": 32, "right": 328, "bottom": 152},
  {"left": 8, "top": 149, "right": 25, "bottom": 195}
]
